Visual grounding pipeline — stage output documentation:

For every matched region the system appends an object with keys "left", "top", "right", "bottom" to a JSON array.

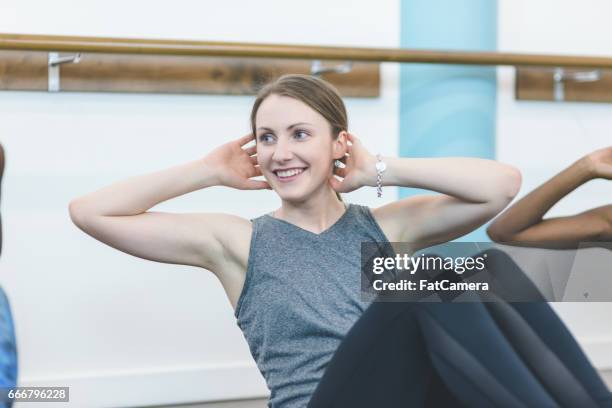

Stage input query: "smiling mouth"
[{"left": 273, "top": 167, "right": 308, "bottom": 182}]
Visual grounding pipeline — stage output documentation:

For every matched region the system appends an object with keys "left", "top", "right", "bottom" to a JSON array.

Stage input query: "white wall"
[
  {"left": 0, "top": 1, "right": 400, "bottom": 406},
  {"left": 497, "top": 0, "right": 612, "bottom": 368}
]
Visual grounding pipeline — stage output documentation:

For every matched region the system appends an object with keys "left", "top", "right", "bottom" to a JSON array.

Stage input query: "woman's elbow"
[
  {"left": 486, "top": 224, "right": 513, "bottom": 243},
  {"left": 68, "top": 198, "right": 91, "bottom": 229},
  {"left": 500, "top": 165, "right": 522, "bottom": 201},
  {"left": 484, "top": 166, "right": 522, "bottom": 233},
  {"left": 489, "top": 165, "right": 521, "bottom": 205}
]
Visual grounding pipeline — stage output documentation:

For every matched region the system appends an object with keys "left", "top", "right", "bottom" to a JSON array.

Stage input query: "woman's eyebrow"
[{"left": 257, "top": 122, "right": 313, "bottom": 132}]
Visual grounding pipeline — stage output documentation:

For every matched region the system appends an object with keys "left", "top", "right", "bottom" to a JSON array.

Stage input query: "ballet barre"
[{"left": 1, "top": 33, "right": 611, "bottom": 102}]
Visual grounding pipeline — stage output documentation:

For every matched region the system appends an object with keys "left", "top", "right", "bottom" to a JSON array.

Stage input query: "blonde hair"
[{"left": 250, "top": 74, "right": 347, "bottom": 202}]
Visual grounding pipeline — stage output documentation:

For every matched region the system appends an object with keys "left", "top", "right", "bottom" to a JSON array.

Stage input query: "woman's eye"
[
  {"left": 259, "top": 134, "right": 273, "bottom": 143},
  {"left": 258, "top": 131, "right": 308, "bottom": 143},
  {"left": 294, "top": 130, "right": 309, "bottom": 140}
]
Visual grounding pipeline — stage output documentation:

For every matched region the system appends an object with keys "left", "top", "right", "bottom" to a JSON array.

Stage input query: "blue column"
[{"left": 399, "top": 0, "right": 498, "bottom": 242}]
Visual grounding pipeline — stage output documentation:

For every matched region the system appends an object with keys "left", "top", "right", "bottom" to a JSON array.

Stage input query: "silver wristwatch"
[{"left": 375, "top": 154, "right": 386, "bottom": 198}]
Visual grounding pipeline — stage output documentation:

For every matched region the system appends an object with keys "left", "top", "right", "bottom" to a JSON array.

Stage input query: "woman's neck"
[{"left": 273, "top": 191, "right": 346, "bottom": 234}]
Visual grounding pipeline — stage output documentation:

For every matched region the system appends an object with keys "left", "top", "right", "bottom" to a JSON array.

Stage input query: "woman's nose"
[{"left": 272, "top": 140, "right": 293, "bottom": 162}]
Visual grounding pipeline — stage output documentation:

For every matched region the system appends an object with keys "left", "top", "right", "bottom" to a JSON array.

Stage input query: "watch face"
[{"left": 376, "top": 161, "right": 386, "bottom": 172}]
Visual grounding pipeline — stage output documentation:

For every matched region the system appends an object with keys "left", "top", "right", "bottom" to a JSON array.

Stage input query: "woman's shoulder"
[
  {"left": 200, "top": 213, "right": 256, "bottom": 310},
  {"left": 350, "top": 202, "right": 400, "bottom": 242},
  {"left": 209, "top": 212, "right": 254, "bottom": 259},
  {"left": 212, "top": 210, "right": 290, "bottom": 311},
  {"left": 209, "top": 210, "right": 285, "bottom": 269}
]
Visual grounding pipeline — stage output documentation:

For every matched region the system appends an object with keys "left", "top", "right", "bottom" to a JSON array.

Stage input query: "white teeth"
[{"left": 276, "top": 168, "right": 305, "bottom": 178}]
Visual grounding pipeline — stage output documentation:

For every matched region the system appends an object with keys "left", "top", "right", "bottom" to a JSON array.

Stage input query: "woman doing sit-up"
[{"left": 69, "top": 74, "right": 612, "bottom": 407}]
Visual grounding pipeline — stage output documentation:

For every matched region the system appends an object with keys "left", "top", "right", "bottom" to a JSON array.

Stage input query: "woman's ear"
[{"left": 333, "top": 131, "right": 348, "bottom": 160}]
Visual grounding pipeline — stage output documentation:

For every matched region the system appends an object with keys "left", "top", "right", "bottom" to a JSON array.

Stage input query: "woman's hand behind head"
[
  {"left": 329, "top": 133, "right": 376, "bottom": 193},
  {"left": 204, "top": 133, "right": 272, "bottom": 191}
]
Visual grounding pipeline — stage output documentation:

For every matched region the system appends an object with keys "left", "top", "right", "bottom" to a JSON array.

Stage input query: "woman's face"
[{"left": 255, "top": 94, "right": 345, "bottom": 202}]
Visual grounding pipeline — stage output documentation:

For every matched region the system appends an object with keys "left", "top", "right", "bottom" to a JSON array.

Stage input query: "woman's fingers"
[
  {"left": 249, "top": 155, "right": 259, "bottom": 165},
  {"left": 346, "top": 132, "right": 356, "bottom": 146},
  {"left": 347, "top": 132, "right": 361, "bottom": 144},
  {"left": 237, "top": 132, "right": 255, "bottom": 147},
  {"left": 243, "top": 145, "right": 257, "bottom": 156},
  {"left": 244, "top": 179, "right": 271, "bottom": 190},
  {"left": 328, "top": 174, "right": 351, "bottom": 193},
  {"left": 345, "top": 142, "right": 353, "bottom": 156},
  {"left": 334, "top": 166, "right": 348, "bottom": 177},
  {"left": 247, "top": 166, "right": 271, "bottom": 190}
]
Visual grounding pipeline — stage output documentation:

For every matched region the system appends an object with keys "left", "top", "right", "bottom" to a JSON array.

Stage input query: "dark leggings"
[{"left": 308, "top": 250, "right": 612, "bottom": 408}]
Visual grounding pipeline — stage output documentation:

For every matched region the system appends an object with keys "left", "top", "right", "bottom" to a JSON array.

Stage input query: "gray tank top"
[{"left": 234, "top": 203, "right": 390, "bottom": 407}]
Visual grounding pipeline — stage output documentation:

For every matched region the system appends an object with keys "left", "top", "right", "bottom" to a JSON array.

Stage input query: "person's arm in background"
[
  {"left": 487, "top": 146, "right": 612, "bottom": 249},
  {"left": 0, "top": 141, "right": 19, "bottom": 400},
  {"left": 0, "top": 142, "right": 4, "bottom": 255}
]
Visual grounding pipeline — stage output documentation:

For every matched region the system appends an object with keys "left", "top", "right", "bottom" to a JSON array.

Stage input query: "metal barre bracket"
[
  {"left": 553, "top": 67, "right": 601, "bottom": 102},
  {"left": 48, "top": 52, "right": 82, "bottom": 92},
  {"left": 311, "top": 60, "right": 352, "bottom": 77}
]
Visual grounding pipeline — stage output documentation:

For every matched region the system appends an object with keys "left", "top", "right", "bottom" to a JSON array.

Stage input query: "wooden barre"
[{"left": 2, "top": 33, "right": 612, "bottom": 69}]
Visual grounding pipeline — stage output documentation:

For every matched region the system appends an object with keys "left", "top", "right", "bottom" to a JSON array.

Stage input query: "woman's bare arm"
[
  {"left": 487, "top": 146, "right": 612, "bottom": 248},
  {"left": 69, "top": 159, "right": 229, "bottom": 270},
  {"left": 371, "top": 156, "right": 521, "bottom": 249},
  {"left": 330, "top": 133, "right": 521, "bottom": 250},
  {"left": 69, "top": 134, "right": 269, "bottom": 273}
]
